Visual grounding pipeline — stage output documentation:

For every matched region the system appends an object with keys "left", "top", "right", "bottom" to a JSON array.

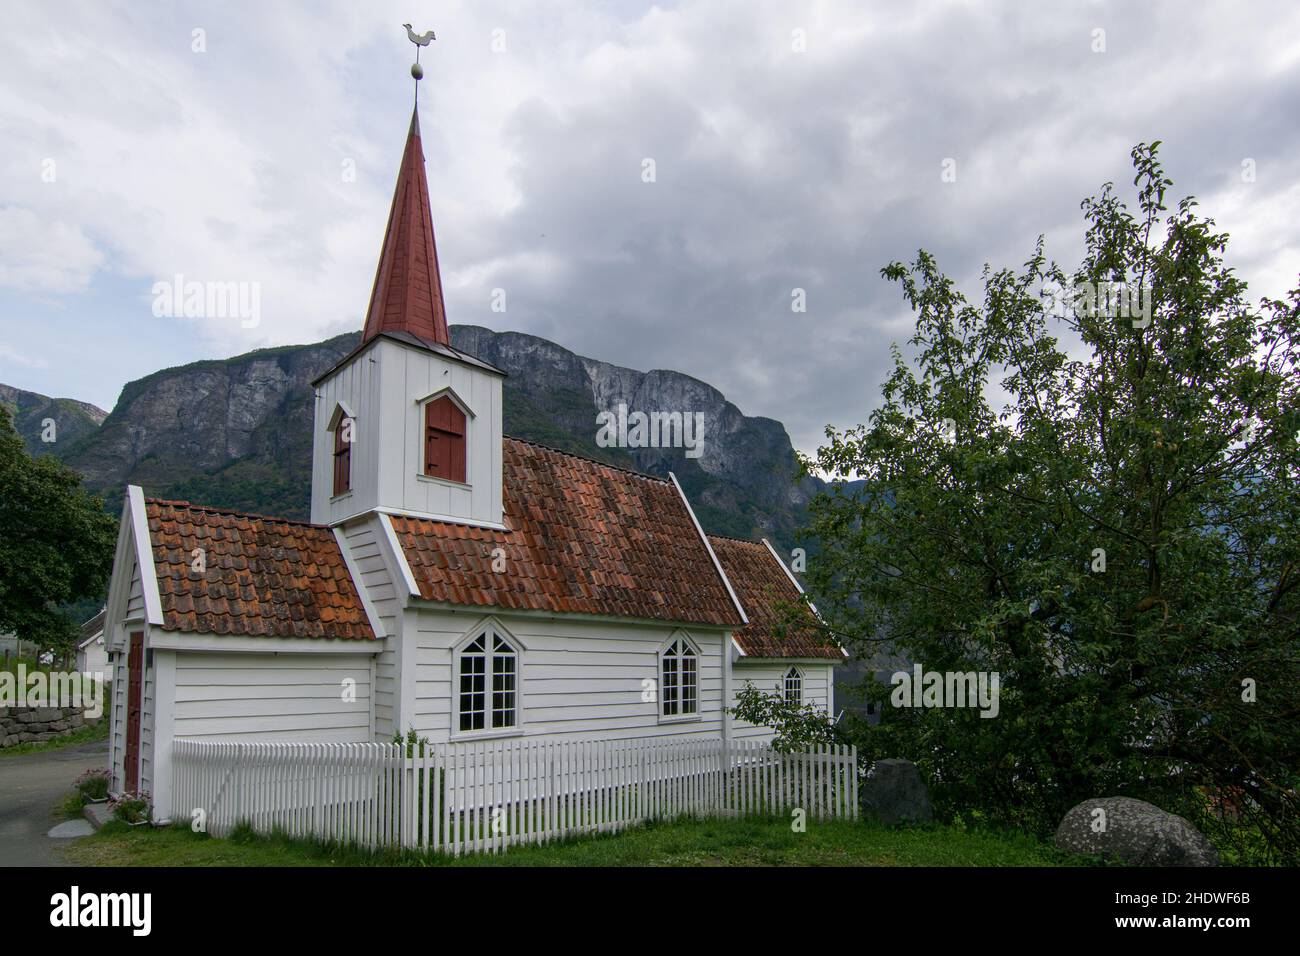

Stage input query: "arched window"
[
  {"left": 331, "top": 416, "right": 353, "bottom": 495},
  {"left": 459, "top": 629, "right": 517, "bottom": 732},
  {"left": 783, "top": 667, "right": 803, "bottom": 706},
  {"left": 660, "top": 636, "right": 698, "bottom": 718},
  {"left": 424, "top": 395, "right": 467, "bottom": 483}
]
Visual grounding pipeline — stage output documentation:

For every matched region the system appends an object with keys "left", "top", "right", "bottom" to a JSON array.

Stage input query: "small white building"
[
  {"left": 75, "top": 608, "right": 110, "bottom": 678},
  {"left": 103, "top": 104, "right": 843, "bottom": 820}
]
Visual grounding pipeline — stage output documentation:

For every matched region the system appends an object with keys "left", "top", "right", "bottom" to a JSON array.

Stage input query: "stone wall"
[{"left": 0, "top": 706, "right": 102, "bottom": 748}]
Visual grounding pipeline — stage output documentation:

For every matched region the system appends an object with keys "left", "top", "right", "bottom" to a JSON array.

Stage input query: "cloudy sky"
[{"left": 2, "top": 0, "right": 1297, "bottom": 455}]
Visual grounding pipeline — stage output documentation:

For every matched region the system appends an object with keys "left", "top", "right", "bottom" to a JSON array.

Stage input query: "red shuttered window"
[
  {"left": 424, "top": 397, "right": 466, "bottom": 483},
  {"left": 333, "top": 418, "right": 352, "bottom": 495}
]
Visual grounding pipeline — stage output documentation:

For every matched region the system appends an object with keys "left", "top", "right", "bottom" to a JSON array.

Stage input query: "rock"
[
  {"left": 0, "top": 383, "right": 106, "bottom": 460},
  {"left": 1055, "top": 796, "right": 1219, "bottom": 866},
  {"left": 47, "top": 819, "right": 95, "bottom": 839},
  {"left": 84, "top": 802, "right": 115, "bottom": 830},
  {"left": 860, "top": 758, "right": 934, "bottom": 825}
]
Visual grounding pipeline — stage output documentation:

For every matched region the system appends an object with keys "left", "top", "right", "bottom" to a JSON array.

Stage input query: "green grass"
[
  {"left": 0, "top": 717, "right": 108, "bottom": 758},
  {"left": 60, "top": 791, "right": 88, "bottom": 820},
  {"left": 2, "top": 655, "right": 44, "bottom": 675},
  {"left": 62, "top": 815, "right": 1098, "bottom": 867}
]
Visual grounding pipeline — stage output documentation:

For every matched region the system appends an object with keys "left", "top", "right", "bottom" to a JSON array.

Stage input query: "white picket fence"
[{"left": 172, "top": 736, "right": 858, "bottom": 855}]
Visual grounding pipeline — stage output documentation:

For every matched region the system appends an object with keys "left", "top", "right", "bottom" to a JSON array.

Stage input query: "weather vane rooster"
[{"left": 404, "top": 22, "right": 436, "bottom": 76}]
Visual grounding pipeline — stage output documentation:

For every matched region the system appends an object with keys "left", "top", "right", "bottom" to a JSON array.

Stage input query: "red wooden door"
[{"left": 124, "top": 632, "right": 144, "bottom": 792}]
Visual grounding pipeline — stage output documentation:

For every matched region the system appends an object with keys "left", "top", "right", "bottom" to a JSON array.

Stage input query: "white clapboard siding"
[
  {"left": 172, "top": 652, "right": 372, "bottom": 742},
  {"left": 110, "top": 652, "right": 128, "bottom": 791},
  {"left": 125, "top": 565, "right": 145, "bottom": 620},
  {"left": 139, "top": 657, "right": 155, "bottom": 794},
  {"left": 311, "top": 338, "right": 382, "bottom": 525},
  {"left": 393, "top": 341, "right": 502, "bottom": 525},
  {"left": 172, "top": 736, "right": 858, "bottom": 854},
  {"left": 731, "top": 663, "right": 835, "bottom": 740},
  {"left": 411, "top": 611, "right": 726, "bottom": 742},
  {"left": 340, "top": 517, "right": 398, "bottom": 741}
]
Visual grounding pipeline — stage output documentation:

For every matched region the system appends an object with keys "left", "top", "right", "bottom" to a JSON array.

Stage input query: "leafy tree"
[
  {"left": 0, "top": 406, "right": 117, "bottom": 660},
  {"left": 804, "top": 144, "right": 1300, "bottom": 863},
  {"left": 729, "top": 683, "right": 842, "bottom": 752}
]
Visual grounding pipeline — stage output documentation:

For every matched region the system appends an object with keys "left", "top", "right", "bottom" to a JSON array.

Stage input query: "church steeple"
[
  {"left": 361, "top": 103, "right": 450, "bottom": 345},
  {"left": 312, "top": 25, "right": 505, "bottom": 530}
]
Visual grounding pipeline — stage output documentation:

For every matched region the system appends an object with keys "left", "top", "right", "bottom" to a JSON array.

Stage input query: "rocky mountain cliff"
[
  {"left": 5, "top": 327, "right": 818, "bottom": 547},
  {"left": 0, "top": 383, "right": 107, "bottom": 453}
]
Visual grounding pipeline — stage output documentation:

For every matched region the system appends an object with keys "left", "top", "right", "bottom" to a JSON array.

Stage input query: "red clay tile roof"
[
  {"left": 145, "top": 499, "right": 375, "bottom": 640},
  {"left": 707, "top": 535, "right": 841, "bottom": 659},
  {"left": 390, "top": 438, "right": 744, "bottom": 628}
]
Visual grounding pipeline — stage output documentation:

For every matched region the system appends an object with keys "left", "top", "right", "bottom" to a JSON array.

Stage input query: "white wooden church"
[{"left": 103, "top": 99, "right": 843, "bottom": 821}]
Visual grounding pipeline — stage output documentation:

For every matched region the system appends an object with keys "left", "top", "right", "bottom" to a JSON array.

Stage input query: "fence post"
[
  {"left": 850, "top": 744, "right": 859, "bottom": 819},
  {"left": 231, "top": 743, "right": 241, "bottom": 834}
]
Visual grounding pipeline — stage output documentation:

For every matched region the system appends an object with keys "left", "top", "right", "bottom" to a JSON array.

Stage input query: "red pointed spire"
[{"left": 362, "top": 107, "right": 450, "bottom": 344}]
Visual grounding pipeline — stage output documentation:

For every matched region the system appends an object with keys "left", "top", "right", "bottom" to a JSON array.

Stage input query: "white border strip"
[
  {"left": 761, "top": 537, "right": 848, "bottom": 658},
  {"left": 128, "top": 485, "right": 164, "bottom": 627},
  {"left": 333, "top": 505, "right": 509, "bottom": 533},
  {"left": 403, "top": 597, "right": 735, "bottom": 632},
  {"left": 332, "top": 527, "right": 387, "bottom": 640},
  {"left": 669, "top": 471, "right": 748, "bottom": 626},
  {"left": 147, "top": 632, "right": 382, "bottom": 654},
  {"left": 379, "top": 511, "right": 422, "bottom": 599}
]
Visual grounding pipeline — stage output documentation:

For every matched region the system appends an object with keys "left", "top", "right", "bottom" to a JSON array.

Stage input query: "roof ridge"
[
  {"left": 705, "top": 532, "right": 770, "bottom": 547},
  {"left": 503, "top": 435, "right": 670, "bottom": 484},
  {"left": 144, "top": 497, "right": 328, "bottom": 530}
]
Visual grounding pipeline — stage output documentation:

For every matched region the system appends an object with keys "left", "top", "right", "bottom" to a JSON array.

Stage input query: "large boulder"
[
  {"left": 860, "top": 758, "right": 934, "bottom": 825},
  {"left": 1054, "top": 796, "right": 1219, "bottom": 866}
]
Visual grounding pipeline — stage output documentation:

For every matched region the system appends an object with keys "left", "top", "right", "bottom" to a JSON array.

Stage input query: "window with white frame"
[
  {"left": 458, "top": 630, "right": 518, "bottom": 732},
  {"left": 660, "top": 636, "right": 698, "bottom": 718},
  {"left": 783, "top": 666, "right": 803, "bottom": 706}
]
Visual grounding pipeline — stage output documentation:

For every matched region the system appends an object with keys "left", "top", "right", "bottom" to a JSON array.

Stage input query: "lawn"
[{"left": 62, "top": 815, "right": 1098, "bottom": 867}]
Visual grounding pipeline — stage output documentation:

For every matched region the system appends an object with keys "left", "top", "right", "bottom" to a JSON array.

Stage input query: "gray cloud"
[{"left": 2, "top": 1, "right": 1297, "bottom": 453}]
